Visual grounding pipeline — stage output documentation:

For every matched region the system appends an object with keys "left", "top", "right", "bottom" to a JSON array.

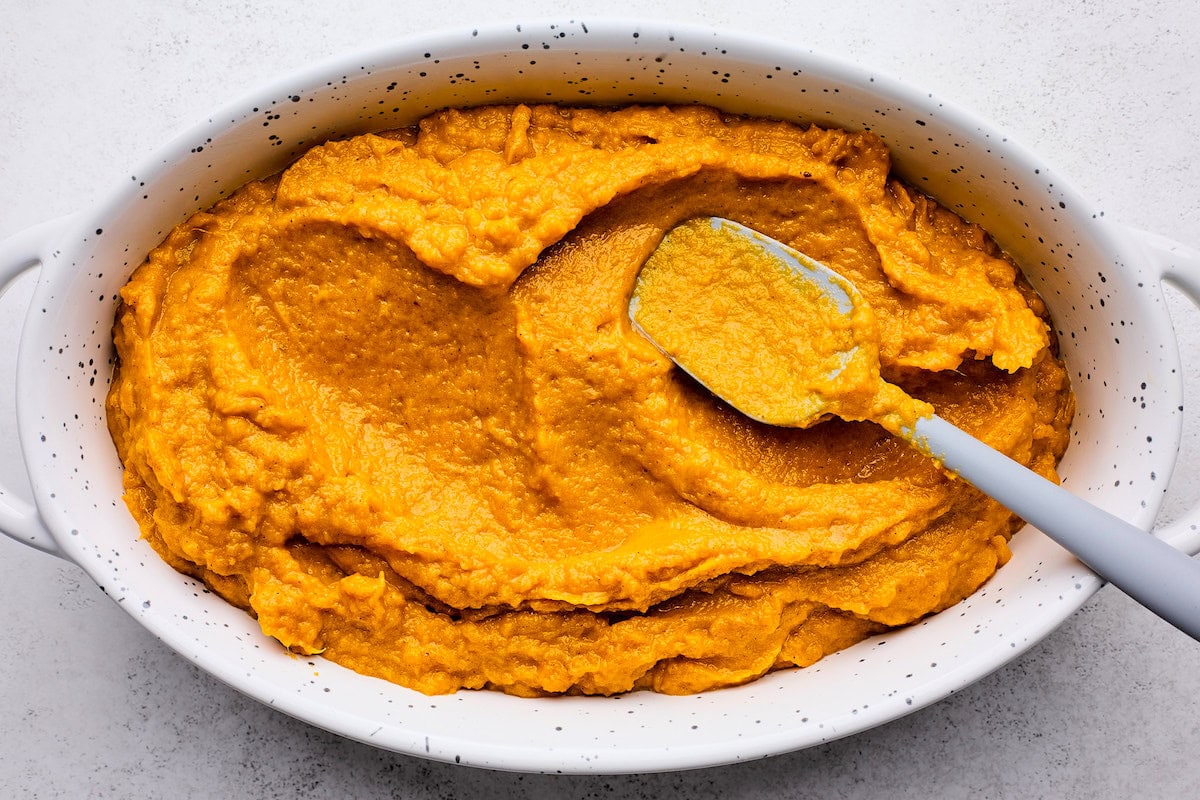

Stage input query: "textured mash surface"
[{"left": 107, "top": 104, "right": 1073, "bottom": 695}]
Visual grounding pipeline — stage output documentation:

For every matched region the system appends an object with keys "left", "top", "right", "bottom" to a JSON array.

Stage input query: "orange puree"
[{"left": 106, "top": 104, "right": 1073, "bottom": 696}]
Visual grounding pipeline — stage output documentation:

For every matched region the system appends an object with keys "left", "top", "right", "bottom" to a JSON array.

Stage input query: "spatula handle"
[{"left": 910, "top": 414, "right": 1200, "bottom": 640}]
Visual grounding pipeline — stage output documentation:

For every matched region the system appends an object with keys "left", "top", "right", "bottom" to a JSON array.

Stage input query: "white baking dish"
[{"left": 2, "top": 19, "right": 1199, "bottom": 774}]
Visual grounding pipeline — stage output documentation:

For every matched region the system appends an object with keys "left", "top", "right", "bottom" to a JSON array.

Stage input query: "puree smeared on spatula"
[{"left": 107, "top": 104, "right": 1073, "bottom": 696}]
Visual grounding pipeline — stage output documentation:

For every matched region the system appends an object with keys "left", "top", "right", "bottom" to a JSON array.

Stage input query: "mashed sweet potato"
[{"left": 106, "top": 104, "right": 1073, "bottom": 696}]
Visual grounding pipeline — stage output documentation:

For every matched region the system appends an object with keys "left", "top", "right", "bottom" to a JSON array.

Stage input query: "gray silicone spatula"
[{"left": 630, "top": 216, "right": 1200, "bottom": 639}]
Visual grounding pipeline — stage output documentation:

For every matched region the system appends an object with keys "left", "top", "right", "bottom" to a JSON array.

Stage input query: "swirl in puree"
[{"left": 107, "top": 104, "right": 1074, "bottom": 695}]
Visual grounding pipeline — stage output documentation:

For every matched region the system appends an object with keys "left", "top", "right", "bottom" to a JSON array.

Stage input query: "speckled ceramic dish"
[{"left": 2, "top": 20, "right": 1199, "bottom": 774}]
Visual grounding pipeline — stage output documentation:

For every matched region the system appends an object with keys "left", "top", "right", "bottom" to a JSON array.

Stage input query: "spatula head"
[{"left": 629, "top": 216, "right": 884, "bottom": 428}]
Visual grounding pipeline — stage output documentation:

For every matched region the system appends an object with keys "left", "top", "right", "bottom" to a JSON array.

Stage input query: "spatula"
[{"left": 629, "top": 216, "right": 1200, "bottom": 639}]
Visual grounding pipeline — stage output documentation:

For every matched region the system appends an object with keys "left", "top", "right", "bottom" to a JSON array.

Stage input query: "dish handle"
[
  {"left": 0, "top": 217, "right": 75, "bottom": 559},
  {"left": 1128, "top": 226, "right": 1200, "bottom": 556}
]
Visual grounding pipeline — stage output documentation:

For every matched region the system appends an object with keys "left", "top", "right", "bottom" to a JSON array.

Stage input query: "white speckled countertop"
[{"left": 3, "top": 1, "right": 1199, "bottom": 796}]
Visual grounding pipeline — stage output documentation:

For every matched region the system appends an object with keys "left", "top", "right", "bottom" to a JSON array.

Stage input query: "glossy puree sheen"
[{"left": 107, "top": 104, "right": 1074, "bottom": 696}]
